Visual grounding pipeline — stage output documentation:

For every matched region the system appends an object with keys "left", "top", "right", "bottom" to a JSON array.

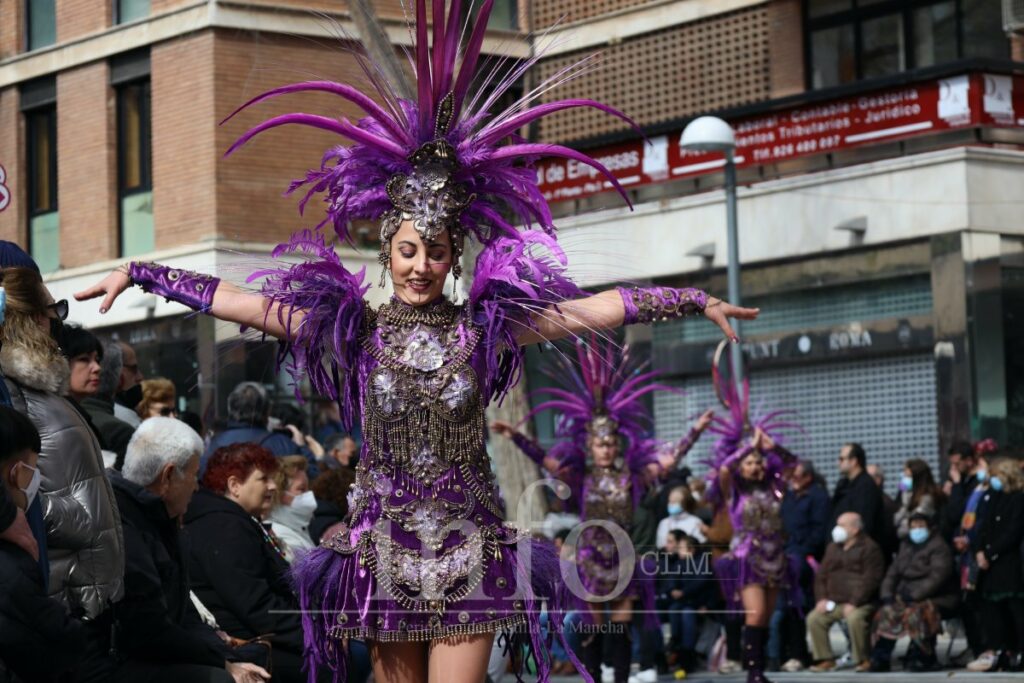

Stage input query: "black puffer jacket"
[
  {"left": 183, "top": 489, "right": 303, "bottom": 653},
  {"left": 881, "top": 532, "right": 958, "bottom": 612},
  {"left": 0, "top": 540, "right": 85, "bottom": 682}
]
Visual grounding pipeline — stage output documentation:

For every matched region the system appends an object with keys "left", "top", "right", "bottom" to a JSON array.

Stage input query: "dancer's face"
[
  {"left": 590, "top": 436, "right": 619, "bottom": 467},
  {"left": 740, "top": 451, "right": 765, "bottom": 481},
  {"left": 390, "top": 220, "right": 452, "bottom": 307}
]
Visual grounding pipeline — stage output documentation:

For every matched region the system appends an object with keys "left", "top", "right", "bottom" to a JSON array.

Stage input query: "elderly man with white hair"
[{"left": 109, "top": 417, "right": 270, "bottom": 683}]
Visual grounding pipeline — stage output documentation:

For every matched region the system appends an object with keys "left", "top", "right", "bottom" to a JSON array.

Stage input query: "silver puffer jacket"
[{"left": 1, "top": 343, "right": 125, "bottom": 619}]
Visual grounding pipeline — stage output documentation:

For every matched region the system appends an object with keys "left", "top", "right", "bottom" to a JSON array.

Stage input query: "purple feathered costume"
[
  {"left": 702, "top": 348, "right": 802, "bottom": 611},
  {"left": 117, "top": 1, "right": 718, "bottom": 681},
  {"left": 509, "top": 339, "right": 705, "bottom": 623}
]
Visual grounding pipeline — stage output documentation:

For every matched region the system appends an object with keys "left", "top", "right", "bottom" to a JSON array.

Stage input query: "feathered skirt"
[{"left": 292, "top": 460, "right": 586, "bottom": 681}]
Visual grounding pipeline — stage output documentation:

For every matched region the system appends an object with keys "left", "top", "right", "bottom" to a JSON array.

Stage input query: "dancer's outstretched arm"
[
  {"left": 652, "top": 409, "right": 714, "bottom": 474},
  {"left": 518, "top": 287, "right": 759, "bottom": 346},
  {"left": 74, "top": 264, "right": 304, "bottom": 340},
  {"left": 490, "top": 420, "right": 561, "bottom": 475}
]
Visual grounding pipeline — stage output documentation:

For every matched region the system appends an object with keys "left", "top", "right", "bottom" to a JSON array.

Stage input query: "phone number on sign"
[{"left": 750, "top": 135, "right": 843, "bottom": 162}]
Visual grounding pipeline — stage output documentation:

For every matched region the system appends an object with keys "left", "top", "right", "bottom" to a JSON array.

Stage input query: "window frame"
[
  {"left": 115, "top": 77, "right": 153, "bottom": 257},
  {"left": 21, "top": 77, "right": 59, "bottom": 270},
  {"left": 24, "top": 0, "right": 57, "bottom": 52},
  {"left": 803, "top": 0, "right": 1001, "bottom": 89}
]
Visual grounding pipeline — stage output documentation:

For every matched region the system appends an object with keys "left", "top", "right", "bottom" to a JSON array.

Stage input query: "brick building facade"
[{"left": 1, "top": 1, "right": 1023, "bottom": 472}]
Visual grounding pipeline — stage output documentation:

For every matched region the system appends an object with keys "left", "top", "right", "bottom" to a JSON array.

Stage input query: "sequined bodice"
[
  {"left": 361, "top": 299, "right": 486, "bottom": 480},
  {"left": 737, "top": 488, "right": 783, "bottom": 536},
  {"left": 583, "top": 467, "right": 633, "bottom": 528}
]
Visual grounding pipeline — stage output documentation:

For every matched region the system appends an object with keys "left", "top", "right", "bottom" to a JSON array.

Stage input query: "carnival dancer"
[
  {"left": 491, "top": 339, "right": 714, "bottom": 683},
  {"left": 76, "top": 1, "right": 757, "bottom": 680},
  {"left": 704, "top": 345, "right": 799, "bottom": 683}
]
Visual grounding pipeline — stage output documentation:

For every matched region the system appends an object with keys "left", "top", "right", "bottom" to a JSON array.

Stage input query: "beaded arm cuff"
[
  {"left": 618, "top": 286, "right": 708, "bottom": 325},
  {"left": 128, "top": 261, "right": 220, "bottom": 314},
  {"left": 510, "top": 433, "right": 548, "bottom": 467}
]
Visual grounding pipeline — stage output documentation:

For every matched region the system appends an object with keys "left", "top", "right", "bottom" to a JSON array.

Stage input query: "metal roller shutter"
[{"left": 654, "top": 354, "right": 939, "bottom": 490}]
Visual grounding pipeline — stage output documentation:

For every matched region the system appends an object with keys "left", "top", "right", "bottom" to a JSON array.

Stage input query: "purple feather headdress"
[
  {"left": 702, "top": 342, "right": 801, "bottom": 509},
  {"left": 527, "top": 336, "right": 674, "bottom": 476},
  {"left": 223, "top": 0, "right": 637, "bottom": 276}
]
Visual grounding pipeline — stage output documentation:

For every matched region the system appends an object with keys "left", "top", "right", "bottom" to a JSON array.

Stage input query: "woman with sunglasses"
[{"left": 0, "top": 266, "right": 125, "bottom": 680}]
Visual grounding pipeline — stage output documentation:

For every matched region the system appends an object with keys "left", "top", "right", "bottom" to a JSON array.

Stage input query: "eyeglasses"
[
  {"left": 46, "top": 299, "right": 69, "bottom": 321},
  {"left": 158, "top": 406, "right": 177, "bottom": 417}
]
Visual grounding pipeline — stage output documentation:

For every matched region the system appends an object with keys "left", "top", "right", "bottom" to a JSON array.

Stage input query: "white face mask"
[
  {"left": 12, "top": 462, "right": 41, "bottom": 509},
  {"left": 287, "top": 490, "right": 317, "bottom": 525},
  {"left": 831, "top": 525, "right": 849, "bottom": 545}
]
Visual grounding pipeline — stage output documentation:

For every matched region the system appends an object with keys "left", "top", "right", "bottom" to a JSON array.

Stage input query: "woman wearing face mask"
[
  {"left": 267, "top": 455, "right": 317, "bottom": 564},
  {"left": 74, "top": 3, "right": 756, "bottom": 680},
  {"left": 0, "top": 266, "right": 125, "bottom": 681},
  {"left": 705, "top": 345, "right": 799, "bottom": 683},
  {"left": 893, "top": 459, "right": 944, "bottom": 540},
  {"left": 965, "top": 457, "right": 1024, "bottom": 672},
  {"left": 867, "top": 513, "right": 957, "bottom": 672},
  {"left": 493, "top": 339, "right": 711, "bottom": 683}
]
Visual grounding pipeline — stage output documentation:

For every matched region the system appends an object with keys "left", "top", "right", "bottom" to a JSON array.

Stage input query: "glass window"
[
  {"left": 811, "top": 25, "right": 857, "bottom": 88},
  {"left": 807, "top": 0, "right": 852, "bottom": 18},
  {"left": 26, "top": 106, "right": 59, "bottom": 273},
  {"left": 861, "top": 13, "right": 904, "bottom": 79},
  {"left": 805, "top": 0, "right": 1012, "bottom": 89},
  {"left": 117, "top": 80, "right": 153, "bottom": 257},
  {"left": 26, "top": 0, "right": 56, "bottom": 51},
  {"left": 914, "top": 2, "right": 957, "bottom": 68},
  {"left": 116, "top": 0, "right": 149, "bottom": 24},
  {"left": 961, "top": 0, "right": 1009, "bottom": 60}
]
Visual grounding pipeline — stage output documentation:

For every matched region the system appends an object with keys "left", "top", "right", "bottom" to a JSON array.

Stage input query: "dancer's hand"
[
  {"left": 490, "top": 420, "right": 516, "bottom": 439},
  {"left": 703, "top": 297, "right": 758, "bottom": 343},
  {"left": 226, "top": 661, "right": 271, "bottom": 682},
  {"left": 74, "top": 265, "right": 132, "bottom": 314},
  {"left": 695, "top": 409, "right": 714, "bottom": 432}
]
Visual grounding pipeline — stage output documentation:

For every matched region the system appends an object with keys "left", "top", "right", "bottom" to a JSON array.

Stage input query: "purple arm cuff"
[
  {"left": 129, "top": 262, "right": 220, "bottom": 314},
  {"left": 618, "top": 286, "right": 708, "bottom": 325},
  {"left": 510, "top": 432, "right": 548, "bottom": 467}
]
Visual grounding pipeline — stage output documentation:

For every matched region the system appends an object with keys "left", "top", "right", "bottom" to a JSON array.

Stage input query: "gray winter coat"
[{"left": 1, "top": 343, "right": 125, "bottom": 619}]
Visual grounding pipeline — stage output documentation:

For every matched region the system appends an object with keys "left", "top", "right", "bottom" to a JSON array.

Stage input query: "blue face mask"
[
  {"left": 909, "top": 527, "right": 929, "bottom": 544},
  {"left": 899, "top": 475, "right": 913, "bottom": 492},
  {"left": 976, "top": 469, "right": 988, "bottom": 482},
  {"left": 667, "top": 503, "right": 683, "bottom": 516},
  {"left": 990, "top": 476, "right": 1003, "bottom": 492}
]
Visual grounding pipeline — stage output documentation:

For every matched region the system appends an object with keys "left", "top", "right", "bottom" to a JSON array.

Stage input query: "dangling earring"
[{"left": 378, "top": 244, "right": 391, "bottom": 288}]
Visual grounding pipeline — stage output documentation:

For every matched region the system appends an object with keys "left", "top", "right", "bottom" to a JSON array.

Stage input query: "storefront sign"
[
  {"left": 655, "top": 317, "right": 932, "bottom": 376},
  {"left": 537, "top": 72, "right": 1024, "bottom": 202},
  {"left": 0, "top": 165, "right": 10, "bottom": 212}
]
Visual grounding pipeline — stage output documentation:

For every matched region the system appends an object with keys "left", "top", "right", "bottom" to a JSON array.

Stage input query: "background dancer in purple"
[
  {"left": 76, "top": 1, "right": 757, "bottom": 680},
  {"left": 492, "top": 338, "right": 713, "bottom": 683},
  {"left": 704, "top": 345, "right": 799, "bottom": 683}
]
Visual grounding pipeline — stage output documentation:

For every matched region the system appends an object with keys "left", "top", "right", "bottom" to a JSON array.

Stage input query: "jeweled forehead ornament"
[{"left": 378, "top": 96, "right": 474, "bottom": 281}]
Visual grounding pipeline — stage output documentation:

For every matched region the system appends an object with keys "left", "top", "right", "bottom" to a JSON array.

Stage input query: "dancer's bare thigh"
[
  {"left": 368, "top": 639, "right": 429, "bottom": 683},
  {"left": 427, "top": 632, "right": 495, "bottom": 683}
]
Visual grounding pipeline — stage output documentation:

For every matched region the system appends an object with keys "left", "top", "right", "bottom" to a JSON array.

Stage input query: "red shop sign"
[{"left": 537, "top": 72, "right": 1024, "bottom": 202}]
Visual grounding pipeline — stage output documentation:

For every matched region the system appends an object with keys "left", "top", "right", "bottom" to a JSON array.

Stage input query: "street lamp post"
[{"left": 680, "top": 116, "right": 743, "bottom": 385}]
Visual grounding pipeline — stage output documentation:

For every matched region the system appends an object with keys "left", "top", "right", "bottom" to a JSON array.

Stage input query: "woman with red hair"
[{"left": 185, "top": 443, "right": 320, "bottom": 682}]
